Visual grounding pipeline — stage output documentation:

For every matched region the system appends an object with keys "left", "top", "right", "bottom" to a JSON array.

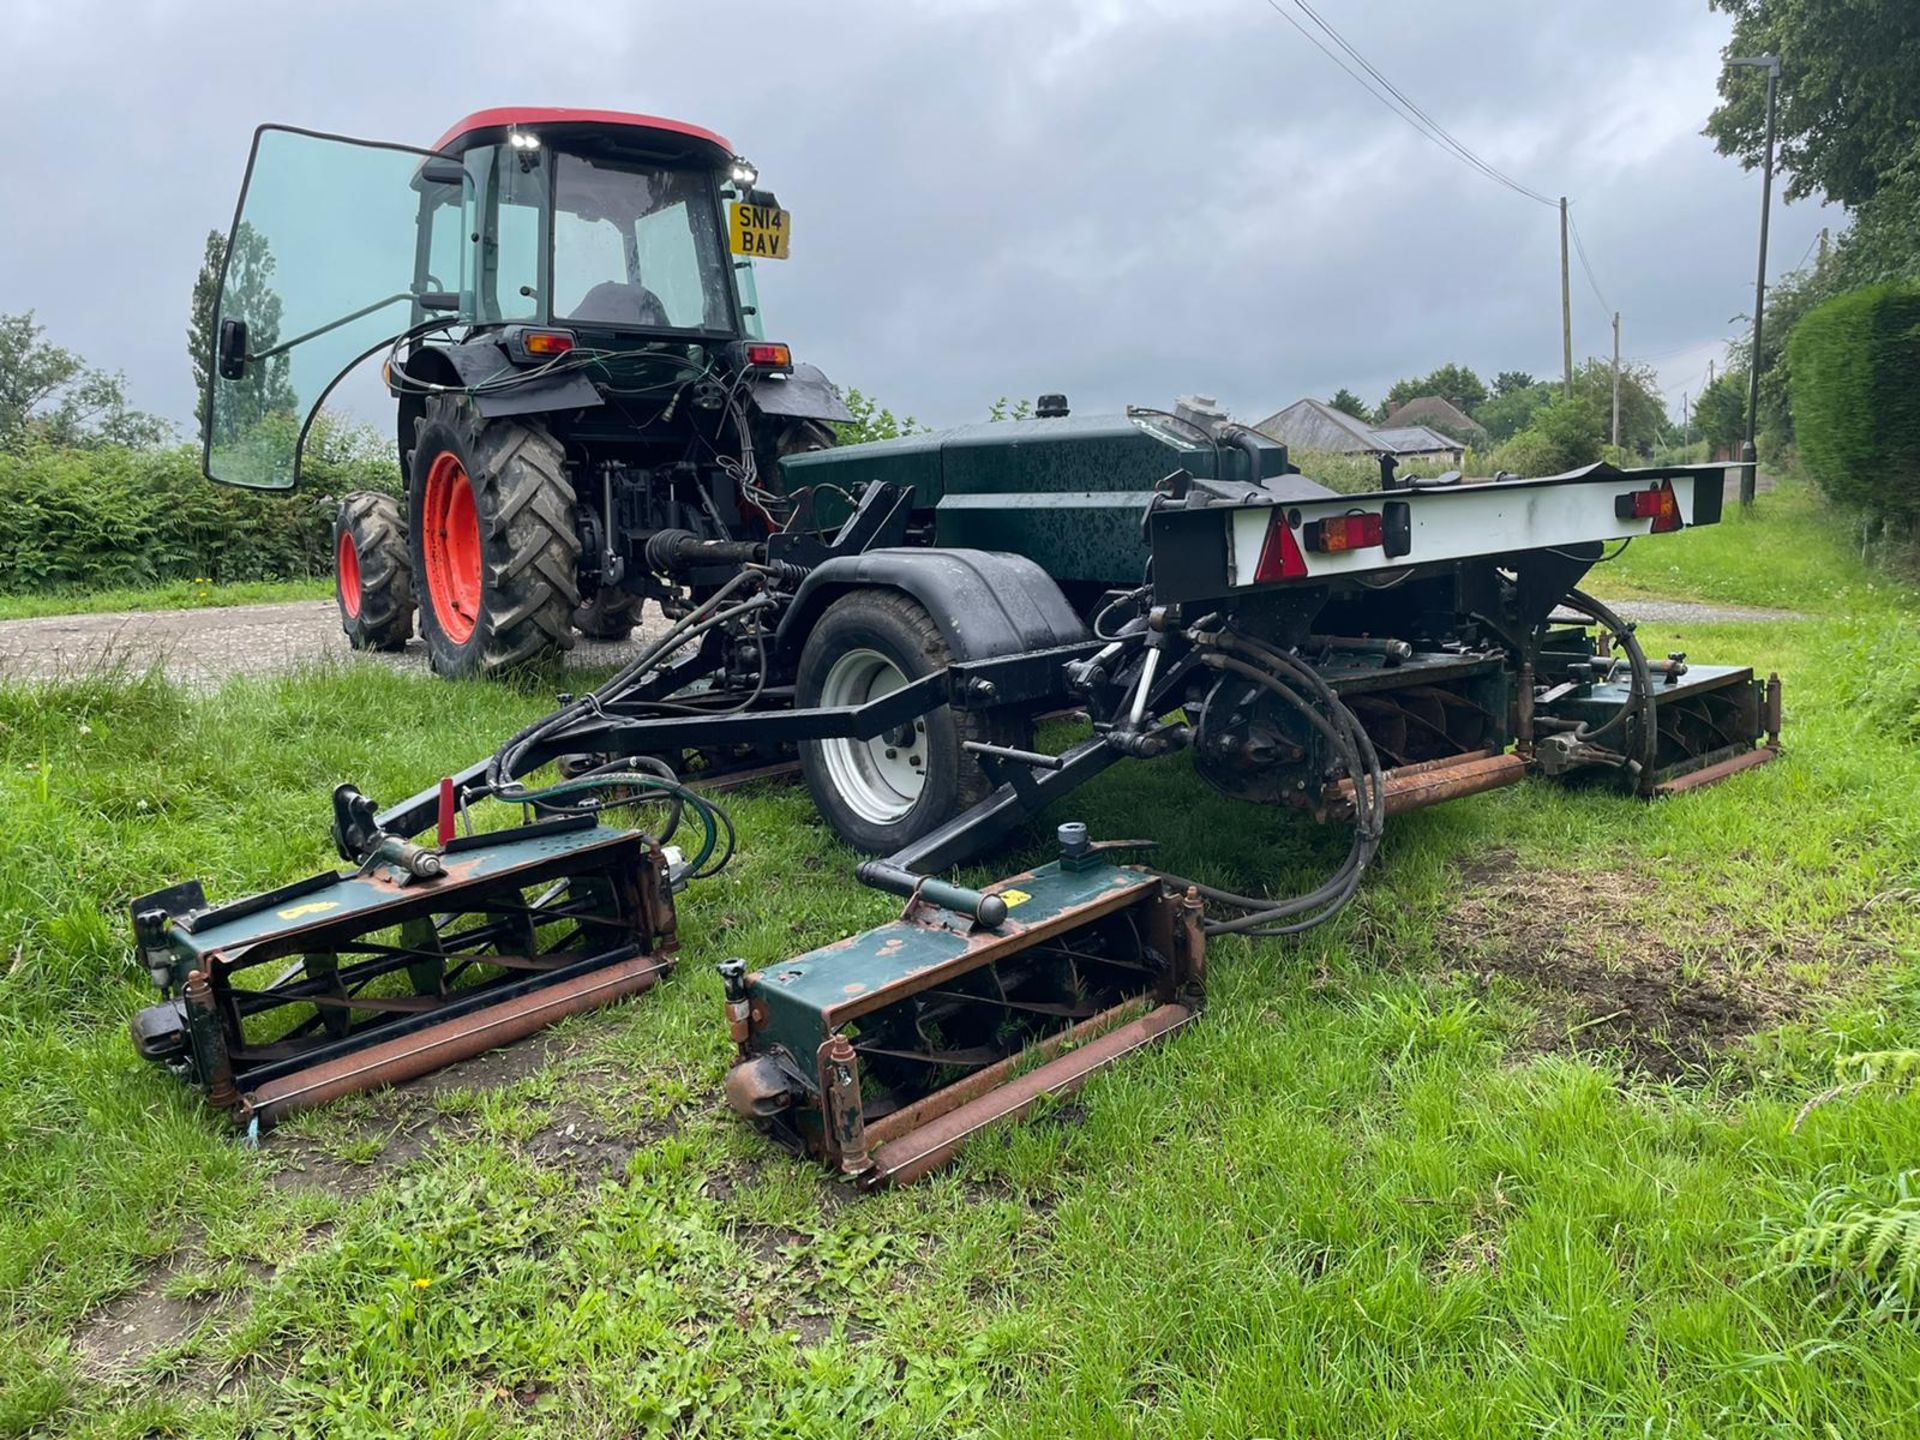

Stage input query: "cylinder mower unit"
[
  {"left": 720, "top": 825, "right": 1205, "bottom": 1189},
  {"left": 129, "top": 810, "right": 678, "bottom": 1129}
]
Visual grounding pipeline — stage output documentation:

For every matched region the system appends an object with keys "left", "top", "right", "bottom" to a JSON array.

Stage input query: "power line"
[
  {"left": 1566, "top": 211, "right": 1611, "bottom": 315},
  {"left": 1256, "top": 0, "right": 1557, "bottom": 210},
  {"left": 1289, "top": 0, "right": 1558, "bottom": 209}
]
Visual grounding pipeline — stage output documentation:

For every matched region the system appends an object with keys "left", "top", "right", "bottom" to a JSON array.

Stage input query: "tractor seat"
[{"left": 570, "top": 281, "right": 672, "bottom": 329}]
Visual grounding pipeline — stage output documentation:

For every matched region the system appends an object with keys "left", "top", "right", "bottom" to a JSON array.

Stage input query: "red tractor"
[{"left": 202, "top": 107, "right": 846, "bottom": 676}]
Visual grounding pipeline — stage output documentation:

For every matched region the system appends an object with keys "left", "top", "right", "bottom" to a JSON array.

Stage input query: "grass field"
[
  {"left": 2, "top": 477, "right": 1918, "bottom": 1437},
  {"left": 0, "top": 578, "right": 330, "bottom": 623}
]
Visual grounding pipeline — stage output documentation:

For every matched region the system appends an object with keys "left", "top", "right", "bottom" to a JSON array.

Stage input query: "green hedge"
[
  {"left": 0, "top": 429, "right": 400, "bottom": 593},
  {"left": 1789, "top": 284, "right": 1920, "bottom": 525}
]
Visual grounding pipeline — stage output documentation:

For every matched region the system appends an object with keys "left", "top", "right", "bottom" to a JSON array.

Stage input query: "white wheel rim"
[{"left": 816, "top": 647, "right": 926, "bottom": 824}]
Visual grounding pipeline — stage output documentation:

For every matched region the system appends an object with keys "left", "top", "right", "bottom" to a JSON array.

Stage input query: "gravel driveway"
[
  {"left": 0, "top": 600, "right": 663, "bottom": 687},
  {"left": 0, "top": 594, "right": 1799, "bottom": 688}
]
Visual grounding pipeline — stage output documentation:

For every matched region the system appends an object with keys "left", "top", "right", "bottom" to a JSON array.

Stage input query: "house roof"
[
  {"left": 1380, "top": 395, "right": 1485, "bottom": 437},
  {"left": 1372, "top": 425, "right": 1462, "bottom": 454},
  {"left": 1251, "top": 398, "right": 1380, "bottom": 453},
  {"left": 1252, "top": 398, "right": 1463, "bottom": 457}
]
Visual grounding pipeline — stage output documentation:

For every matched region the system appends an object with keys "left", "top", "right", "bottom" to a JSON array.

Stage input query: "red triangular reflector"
[{"left": 1254, "top": 513, "right": 1309, "bottom": 582}]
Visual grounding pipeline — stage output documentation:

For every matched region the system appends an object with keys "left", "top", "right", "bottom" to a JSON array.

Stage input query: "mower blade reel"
[
  {"left": 722, "top": 851, "right": 1205, "bottom": 1188},
  {"left": 128, "top": 816, "right": 677, "bottom": 1128}
]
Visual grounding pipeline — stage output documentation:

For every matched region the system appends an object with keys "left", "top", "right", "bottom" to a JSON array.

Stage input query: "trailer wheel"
[
  {"left": 333, "top": 492, "right": 414, "bottom": 651},
  {"left": 408, "top": 395, "right": 580, "bottom": 678},
  {"left": 573, "top": 590, "right": 641, "bottom": 642},
  {"left": 796, "top": 589, "right": 1028, "bottom": 853}
]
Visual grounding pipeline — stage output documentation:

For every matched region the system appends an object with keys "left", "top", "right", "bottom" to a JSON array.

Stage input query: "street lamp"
[{"left": 1728, "top": 53, "right": 1780, "bottom": 508}]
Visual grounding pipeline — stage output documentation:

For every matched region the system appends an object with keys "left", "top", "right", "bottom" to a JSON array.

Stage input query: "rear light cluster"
[
  {"left": 744, "top": 341, "right": 793, "bottom": 370},
  {"left": 522, "top": 331, "right": 575, "bottom": 358},
  {"left": 1616, "top": 480, "right": 1682, "bottom": 533},
  {"left": 1306, "top": 513, "right": 1384, "bottom": 553}
]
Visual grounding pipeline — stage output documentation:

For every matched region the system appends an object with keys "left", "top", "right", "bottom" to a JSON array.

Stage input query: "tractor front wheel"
[
  {"left": 333, "top": 492, "right": 414, "bottom": 651},
  {"left": 795, "top": 589, "right": 1028, "bottom": 854},
  {"left": 408, "top": 396, "right": 581, "bottom": 678},
  {"left": 573, "top": 590, "right": 641, "bottom": 642}
]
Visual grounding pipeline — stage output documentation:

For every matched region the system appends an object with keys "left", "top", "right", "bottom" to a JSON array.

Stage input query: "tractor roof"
[{"left": 432, "top": 107, "right": 734, "bottom": 165}]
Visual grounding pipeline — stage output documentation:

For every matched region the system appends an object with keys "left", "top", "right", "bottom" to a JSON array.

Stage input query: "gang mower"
[{"left": 138, "top": 107, "right": 1781, "bottom": 1183}]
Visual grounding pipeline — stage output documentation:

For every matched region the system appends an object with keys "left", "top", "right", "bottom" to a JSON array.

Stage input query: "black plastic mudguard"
[
  {"left": 774, "top": 548, "right": 1088, "bottom": 662},
  {"left": 751, "top": 363, "right": 853, "bottom": 423}
]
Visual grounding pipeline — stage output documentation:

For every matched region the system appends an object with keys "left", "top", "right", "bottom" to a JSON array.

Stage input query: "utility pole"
[
  {"left": 1559, "top": 197, "right": 1574, "bottom": 396},
  {"left": 1682, "top": 391, "right": 1691, "bottom": 447},
  {"left": 1729, "top": 53, "right": 1780, "bottom": 508},
  {"left": 1610, "top": 311, "right": 1621, "bottom": 449}
]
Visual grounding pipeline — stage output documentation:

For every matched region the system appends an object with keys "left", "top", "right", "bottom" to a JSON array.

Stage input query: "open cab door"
[{"left": 204, "top": 126, "right": 465, "bottom": 489}]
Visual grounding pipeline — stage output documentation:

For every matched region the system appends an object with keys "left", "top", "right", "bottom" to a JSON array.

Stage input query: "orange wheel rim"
[
  {"left": 423, "top": 452, "right": 482, "bottom": 644},
  {"left": 337, "top": 531, "right": 363, "bottom": 619}
]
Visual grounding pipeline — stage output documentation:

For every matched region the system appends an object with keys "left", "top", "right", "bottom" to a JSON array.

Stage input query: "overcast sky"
[{"left": 3, "top": 0, "right": 1834, "bottom": 435}]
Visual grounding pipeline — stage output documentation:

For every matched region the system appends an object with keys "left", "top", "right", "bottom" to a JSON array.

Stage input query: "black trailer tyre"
[
  {"left": 573, "top": 590, "right": 641, "bottom": 642},
  {"left": 333, "top": 492, "right": 414, "bottom": 651},
  {"left": 407, "top": 395, "right": 580, "bottom": 678},
  {"left": 795, "top": 589, "right": 1027, "bottom": 853}
]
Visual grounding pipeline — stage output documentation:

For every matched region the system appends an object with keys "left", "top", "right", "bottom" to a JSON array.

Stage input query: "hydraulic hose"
[
  {"left": 1159, "top": 628, "right": 1388, "bottom": 938},
  {"left": 1557, "top": 587, "right": 1657, "bottom": 775}
]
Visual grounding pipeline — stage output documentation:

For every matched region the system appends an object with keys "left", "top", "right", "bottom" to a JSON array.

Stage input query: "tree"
[
  {"left": 1706, "top": 0, "right": 1920, "bottom": 208},
  {"left": 1327, "top": 387, "right": 1369, "bottom": 420},
  {"left": 834, "top": 388, "right": 920, "bottom": 446},
  {"left": 192, "top": 222, "right": 296, "bottom": 447},
  {"left": 1569, "top": 357, "right": 1670, "bottom": 456},
  {"left": 1694, "top": 368, "right": 1749, "bottom": 456},
  {"left": 986, "top": 397, "right": 1034, "bottom": 422},
  {"left": 1490, "top": 370, "right": 1537, "bottom": 401},
  {"left": 1489, "top": 393, "right": 1606, "bottom": 476},
  {"left": 1377, "top": 362, "right": 1488, "bottom": 420},
  {"left": 1475, "top": 381, "right": 1556, "bottom": 444},
  {"left": 1788, "top": 282, "right": 1920, "bottom": 524},
  {"left": 0, "top": 311, "right": 171, "bottom": 453}
]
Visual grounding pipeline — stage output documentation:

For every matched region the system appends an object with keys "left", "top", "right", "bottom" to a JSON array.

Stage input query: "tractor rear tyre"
[
  {"left": 795, "top": 589, "right": 1030, "bottom": 854},
  {"left": 573, "top": 590, "right": 641, "bottom": 642},
  {"left": 333, "top": 492, "right": 414, "bottom": 651},
  {"left": 408, "top": 395, "right": 581, "bottom": 679}
]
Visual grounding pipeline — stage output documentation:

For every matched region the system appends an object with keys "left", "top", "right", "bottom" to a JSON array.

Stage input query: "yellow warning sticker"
[
  {"left": 277, "top": 901, "right": 340, "bottom": 921},
  {"left": 998, "top": 888, "right": 1032, "bottom": 909}
]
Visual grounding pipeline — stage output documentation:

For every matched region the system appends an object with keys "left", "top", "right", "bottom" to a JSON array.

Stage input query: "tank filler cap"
[
  {"left": 1172, "top": 394, "right": 1231, "bottom": 434},
  {"left": 1057, "top": 821, "right": 1091, "bottom": 859},
  {"left": 1036, "top": 393, "right": 1070, "bottom": 418}
]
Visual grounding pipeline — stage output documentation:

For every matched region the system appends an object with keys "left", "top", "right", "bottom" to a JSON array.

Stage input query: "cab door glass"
[{"left": 471, "top": 145, "right": 541, "bottom": 324}]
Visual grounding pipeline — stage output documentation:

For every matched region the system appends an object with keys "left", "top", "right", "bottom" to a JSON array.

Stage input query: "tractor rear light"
[
  {"left": 1253, "top": 511, "right": 1309, "bottom": 582},
  {"left": 1615, "top": 480, "right": 1681, "bottom": 533},
  {"left": 1305, "top": 512, "right": 1385, "bottom": 554},
  {"left": 744, "top": 341, "right": 793, "bottom": 371},
  {"left": 522, "top": 330, "right": 575, "bottom": 358}
]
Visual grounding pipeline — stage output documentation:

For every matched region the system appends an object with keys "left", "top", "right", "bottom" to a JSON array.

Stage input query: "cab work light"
[
  {"left": 1305, "top": 512, "right": 1385, "bottom": 554},
  {"left": 1615, "top": 480, "right": 1681, "bottom": 533}
]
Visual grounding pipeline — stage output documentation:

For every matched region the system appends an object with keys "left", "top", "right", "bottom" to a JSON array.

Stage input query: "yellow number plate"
[{"left": 729, "top": 201, "right": 791, "bottom": 260}]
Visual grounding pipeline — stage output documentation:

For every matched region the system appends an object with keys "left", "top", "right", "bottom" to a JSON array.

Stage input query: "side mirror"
[
  {"left": 418, "top": 155, "right": 465, "bottom": 188},
  {"left": 217, "top": 318, "right": 249, "bottom": 381}
]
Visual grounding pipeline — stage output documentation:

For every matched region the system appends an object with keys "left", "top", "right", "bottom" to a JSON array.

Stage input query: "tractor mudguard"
[
  {"left": 440, "top": 342, "right": 602, "bottom": 418},
  {"left": 774, "top": 548, "right": 1088, "bottom": 664},
  {"left": 750, "top": 363, "right": 853, "bottom": 424}
]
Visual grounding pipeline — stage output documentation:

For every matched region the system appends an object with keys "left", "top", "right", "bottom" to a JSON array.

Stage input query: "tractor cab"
[
  {"left": 201, "top": 108, "right": 847, "bottom": 678},
  {"left": 203, "top": 108, "right": 808, "bottom": 493}
]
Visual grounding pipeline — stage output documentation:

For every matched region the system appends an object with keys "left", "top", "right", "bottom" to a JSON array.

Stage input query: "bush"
[
  {"left": 1490, "top": 394, "right": 1605, "bottom": 476},
  {"left": 0, "top": 418, "right": 399, "bottom": 592},
  {"left": 1788, "top": 283, "right": 1920, "bottom": 526}
]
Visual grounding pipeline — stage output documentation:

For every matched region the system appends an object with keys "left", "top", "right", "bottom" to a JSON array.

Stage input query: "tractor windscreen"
[
  {"left": 550, "top": 153, "right": 735, "bottom": 333},
  {"left": 204, "top": 126, "right": 461, "bottom": 489}
]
